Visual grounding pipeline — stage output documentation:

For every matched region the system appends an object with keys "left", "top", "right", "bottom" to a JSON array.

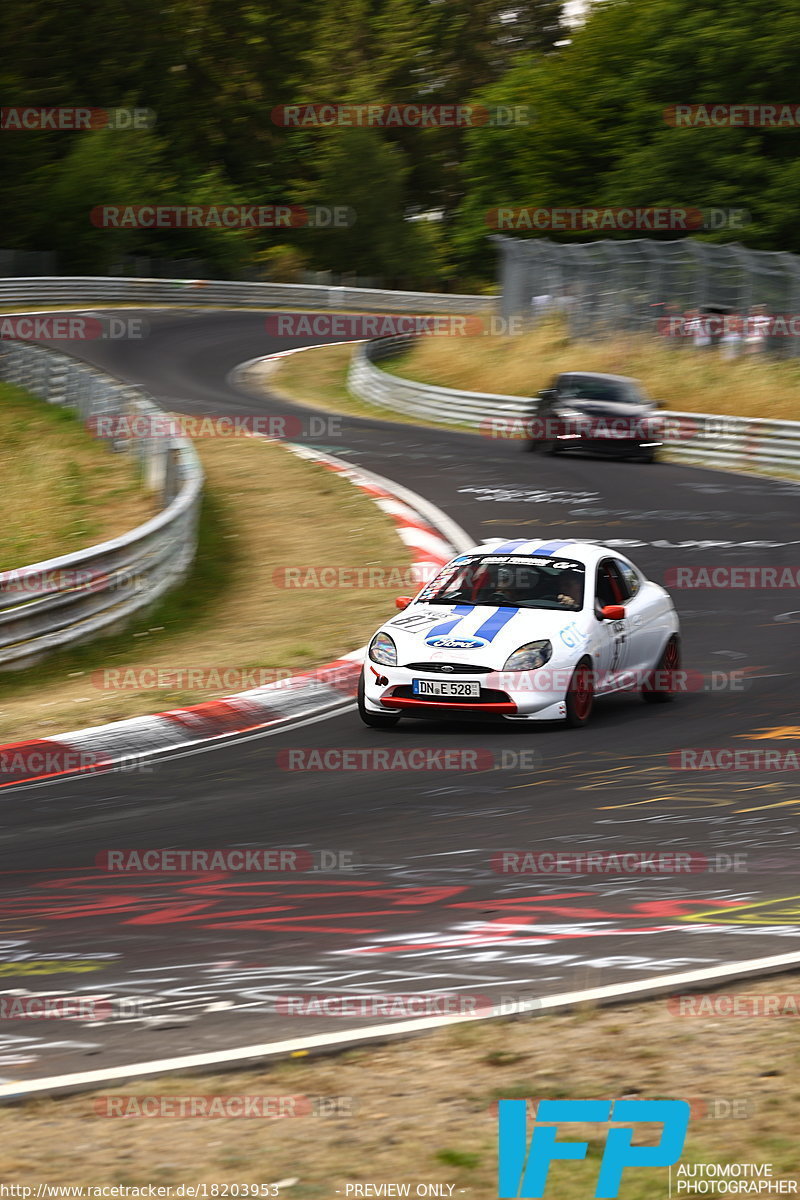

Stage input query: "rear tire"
[
  {"left": 357, "top": 672, "right": 401, "bottom": 728},
  {"left": 564, "top": 657, "right": 594, "bottom": 727},
  {"left": 642, "top": 634, "right": 680, "bottom": 703}
]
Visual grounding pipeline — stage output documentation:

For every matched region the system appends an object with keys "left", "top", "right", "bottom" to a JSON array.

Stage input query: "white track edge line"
[{"left": 4, "top": 949, "right": 800, "bottom": 1098}]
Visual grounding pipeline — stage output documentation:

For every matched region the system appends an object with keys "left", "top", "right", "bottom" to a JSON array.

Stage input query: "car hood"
[{"left": 382, "top": 603, "right": 585, "bottom": 668}]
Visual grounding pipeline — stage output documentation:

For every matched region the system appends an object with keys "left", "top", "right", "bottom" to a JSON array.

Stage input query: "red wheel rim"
[
  {"left": 571, "top": 664, "right": 593, "bottom": 720},
  {"left": 663, "top": 638, "right": 680, "bottom": 671}
]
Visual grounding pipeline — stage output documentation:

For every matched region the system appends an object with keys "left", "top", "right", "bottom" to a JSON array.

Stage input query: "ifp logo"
[{"left": 498, "top": 1099, "right": 690, "bottom": 1198}]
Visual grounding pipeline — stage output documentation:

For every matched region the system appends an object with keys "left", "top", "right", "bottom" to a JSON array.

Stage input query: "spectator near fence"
[
  {"left": 684, "top": 308, "right": 712, "bottom": 348},
  {"left": 720, "top": 314, "right": 743, "bottom": 359},
  {"left": 744, "top": 305, "right": 770, "bottom": 354}
]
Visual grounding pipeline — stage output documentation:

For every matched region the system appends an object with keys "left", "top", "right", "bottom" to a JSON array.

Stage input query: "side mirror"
[
  {"left": 395, "top": 596, "right": 413, "bottom": 611},
  {"left": 601, "top": 604, "right": 626, "bottom": 620}
]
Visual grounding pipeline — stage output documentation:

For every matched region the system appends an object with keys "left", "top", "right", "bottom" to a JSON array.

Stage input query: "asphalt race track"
[{"left": 1, "top": 307, "right": 799, "bottom": 1085}]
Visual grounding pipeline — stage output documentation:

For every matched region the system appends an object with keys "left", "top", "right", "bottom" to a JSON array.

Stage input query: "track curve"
[{"left": 1, "top": 307, "right": 799, "bottom": 1086}]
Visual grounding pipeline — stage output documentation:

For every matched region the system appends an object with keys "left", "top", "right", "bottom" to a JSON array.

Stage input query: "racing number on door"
[{"left": 609, "top": 619, "right": 628, "bottom": 671}]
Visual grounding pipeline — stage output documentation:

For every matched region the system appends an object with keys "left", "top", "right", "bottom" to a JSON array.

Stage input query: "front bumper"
[
  {"left": 362, "top": 663, "right": 569, "bottom": 722},
  {"left": 554, "top": 431, "right": 662, "bottom": 455}
]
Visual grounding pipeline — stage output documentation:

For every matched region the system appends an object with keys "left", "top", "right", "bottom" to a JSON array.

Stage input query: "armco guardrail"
[
  {"left": 348, "top": 334, "right": 528, "bottom": 426},
  {"left": 348, "top": 335, "right": 800, "bottom": 478},
  {"left": 0, "top": 276, "right": 494, "bottom": 314},
  {"left": 0, "top": 341, "right": 203, "bottom": 670}
]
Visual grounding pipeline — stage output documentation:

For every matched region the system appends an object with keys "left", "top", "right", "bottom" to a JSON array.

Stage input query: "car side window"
[
  {"left": 595, "top": 560, "right": 625, "bottom": 614},
  {"left": 615, "top": 559, "right": 640, "bottom": 598}
]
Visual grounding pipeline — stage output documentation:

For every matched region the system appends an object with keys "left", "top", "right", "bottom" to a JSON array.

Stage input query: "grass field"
[{"left": 0, "top": 382, "right": 156, "bottom": 570}]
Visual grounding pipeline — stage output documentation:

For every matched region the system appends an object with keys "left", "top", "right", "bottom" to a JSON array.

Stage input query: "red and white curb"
[{"left": 0, "top": 448, "right": 472, "bottom": 788}]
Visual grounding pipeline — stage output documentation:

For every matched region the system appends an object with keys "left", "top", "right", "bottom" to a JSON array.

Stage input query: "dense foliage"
[{"left": 2, "top": 0, "right": 798, "bottom": 285}]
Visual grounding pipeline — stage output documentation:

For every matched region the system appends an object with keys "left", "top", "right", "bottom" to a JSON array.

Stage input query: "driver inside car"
[
  {"left": 491, "top": 566, "right": 529, "bottom": 604},
  {"left": 555, "top": 570, "right": 582, "bottom": 610}
]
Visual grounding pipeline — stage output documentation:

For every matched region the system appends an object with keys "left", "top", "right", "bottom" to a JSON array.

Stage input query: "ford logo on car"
[{"left": 425, "top": 636, "right": 488, "bottom": 650}]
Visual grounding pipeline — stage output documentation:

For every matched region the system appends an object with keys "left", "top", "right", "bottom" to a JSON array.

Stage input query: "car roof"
[
  {"left": 556, "top": 371, "right": 641, "bottom": 386},
  {"left": 460, "top": 539, "right": 631, "bottom": 567}
]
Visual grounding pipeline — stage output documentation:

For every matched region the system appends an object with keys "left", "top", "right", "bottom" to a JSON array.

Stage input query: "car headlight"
[
  {"left": 368, "top": 632, "right": 397, "bottom": 667},
  {"left": 555, "top": 407, "right": 584, "bottom": 421},
  {"left": 503, "top": 640, "right": 552, "bottom": 671}
]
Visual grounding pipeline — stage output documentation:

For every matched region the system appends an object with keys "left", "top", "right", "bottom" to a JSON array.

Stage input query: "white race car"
[{"left": 357, "top": 538, "right": 681, "bottom": 728}]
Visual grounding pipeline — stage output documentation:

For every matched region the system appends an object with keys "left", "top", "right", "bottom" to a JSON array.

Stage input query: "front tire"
[
  {"left": 642, "top": 634, "right": 680, "bottom": 703},
  {"left": 564, "top": 657, "right": 594, "bottom": 727},
  {"left": 357, "top": 672, "right": 401, "bottom": 728}
]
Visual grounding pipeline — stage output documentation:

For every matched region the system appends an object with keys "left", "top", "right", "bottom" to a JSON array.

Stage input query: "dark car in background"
[{"left": 526, "top": 371, "right": 665, "bottom": 462}]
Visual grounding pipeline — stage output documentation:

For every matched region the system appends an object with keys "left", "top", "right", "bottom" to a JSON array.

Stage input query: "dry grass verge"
[
  {"left": 0, "top": 383, "right": 156, "bottom": 570},
  {"left": 263, "top": 342, "right": 456, "bottom": 429},
  {"left": 1, "top": 972, "right": 799, "bottom": 1196}
]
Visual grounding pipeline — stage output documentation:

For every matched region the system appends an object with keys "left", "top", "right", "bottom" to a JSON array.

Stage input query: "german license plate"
[{"left": 412, "top": 679, "right": 480, "bottom": 698}]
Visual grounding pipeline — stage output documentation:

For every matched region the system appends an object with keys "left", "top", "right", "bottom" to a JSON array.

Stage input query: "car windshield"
[
  {"left": 419, "top": 554, "right": 586, "bottom": 611},
  {"left": 557, "top": 377, "right": 645, "bottom": 405}
]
